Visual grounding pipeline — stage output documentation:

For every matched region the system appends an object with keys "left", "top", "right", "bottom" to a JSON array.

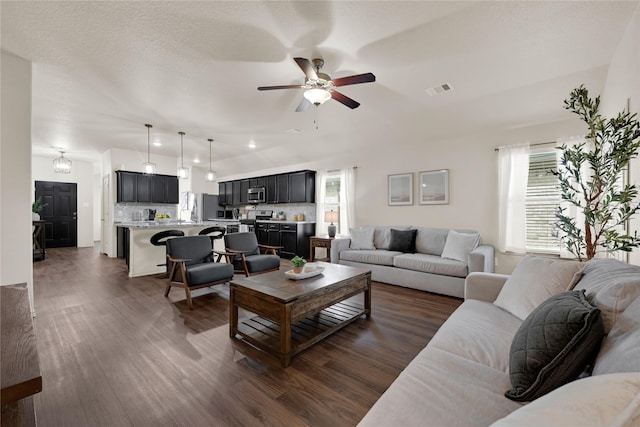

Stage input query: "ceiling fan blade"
[
  {"left": 293, "top": 57, "right": 318, "bottom": 80},
  {"left": 295, "top": 98, "right": 311, "bottom": 112},
  {"left": 257, "top": 84, "right": 304, "bottom": 91},
  {"left": 331, "top": 90, "right": 360, "bottom": 109},
  {"left": 332, "top": 73, "right": 376, "bottom": 87}
]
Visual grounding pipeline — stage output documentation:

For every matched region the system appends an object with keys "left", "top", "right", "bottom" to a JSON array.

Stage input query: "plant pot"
[
  {"left": 293, "top": 266, "right": 303, "bottom": 274},
  {"left": 32, "top": 212, "right": 40, "bottom": 221}
]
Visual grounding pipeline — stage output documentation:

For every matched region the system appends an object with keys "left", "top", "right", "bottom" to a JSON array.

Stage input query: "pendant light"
[
  {"left": 53, "top": 150, "right": 72, "bottom": 173},
  {"left": 205, "top": 138, "right": 217, "bottom": 182},
  {"left": 177, "top": 131, "right": 189, "bottom": 179},
  {"left": 142, "top": 124, "right": 156, "bottom": 174}
]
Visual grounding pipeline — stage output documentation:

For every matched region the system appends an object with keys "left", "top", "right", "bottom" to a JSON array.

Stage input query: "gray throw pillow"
[
  {"left": 505, "top": 290, "right": 605, "bottom": 402},
  {"left": 388, "top": 229, "right": 417, "bottom": 253}
]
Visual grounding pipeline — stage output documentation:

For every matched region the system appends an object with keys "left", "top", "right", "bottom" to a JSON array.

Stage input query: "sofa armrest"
[
  {"left": 468, "top": 244, "right": 495, "bottom": 273},
  {"left": 464, "top": 272, "right": 510, "bottom": 302},
  {"left": 330, "top": 238, "right": 351, "bottom": 263}
]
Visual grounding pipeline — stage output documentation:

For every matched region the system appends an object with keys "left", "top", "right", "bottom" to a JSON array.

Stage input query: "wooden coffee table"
[{"left": 229, "top": 262, "right": 372, "bottom": 367}]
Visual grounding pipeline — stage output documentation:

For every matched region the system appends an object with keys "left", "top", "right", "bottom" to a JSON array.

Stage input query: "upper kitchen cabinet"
[
  {"left": 266, "top": 175, "right": 277, "bottom": 203},
  {"left": 289, "top": 171, "right": 315, "bottom": 203},
  {"left": 232, "top": 180, "right": 241, "bottom": 205},
  {"left": 117, "top": 171, "right": 137, "bottom": 202},
  {"left": 116, "top": 171, "right": 179, "bottom": 204},
  {"left": 240, "top": 179, "right": 250, "bottom": 204},
  {"left": 276, "top": 174, "right": 289, "bottom": 203}
]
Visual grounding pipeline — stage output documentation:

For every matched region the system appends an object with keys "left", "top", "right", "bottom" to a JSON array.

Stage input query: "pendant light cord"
[
  {"left": 208, "top": 138, "right": 213, "bottom": 170},
  {"left": 179, "top": 131, "right": 185, "bottom": 167},
  {"left": 145, "top": 124, "right": 152, "bottom": 162}
]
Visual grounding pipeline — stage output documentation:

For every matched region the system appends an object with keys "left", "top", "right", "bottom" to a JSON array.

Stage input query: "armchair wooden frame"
[
  {"left": 165, "top": 254, "right": 231, "bottom": 310},
  {"left": 216, "top": 244, "right": 282, "bottom": 276}
]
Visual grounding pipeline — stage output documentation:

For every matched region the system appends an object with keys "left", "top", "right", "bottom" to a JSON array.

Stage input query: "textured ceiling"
[{"left": 2, "top": 1, "right": 638, "bottom": 176}]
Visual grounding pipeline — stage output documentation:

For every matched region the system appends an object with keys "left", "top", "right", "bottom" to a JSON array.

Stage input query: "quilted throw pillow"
[
  {"left": 505, "top": 290, "right": 605, "bottom": 402},
  {"left": 388, "top": 228, "right": 417, "bottom": 253}
]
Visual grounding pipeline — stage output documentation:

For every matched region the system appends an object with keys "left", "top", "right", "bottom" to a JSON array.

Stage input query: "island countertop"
[{"left": 115, "top": 219, "right": 240, "bottom": 229}]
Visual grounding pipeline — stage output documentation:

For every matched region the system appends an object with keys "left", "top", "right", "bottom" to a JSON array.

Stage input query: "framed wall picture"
[
  {"left": 388, "top": 173, "right": 413, "bottom": 206},
  {"left": 419, "top": 170, "right": 449, "bottom": 205}
]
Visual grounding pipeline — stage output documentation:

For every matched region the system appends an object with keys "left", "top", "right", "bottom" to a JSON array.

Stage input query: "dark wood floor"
[{"left": 32, "top": 247, "right": 462, "bottom": 427}]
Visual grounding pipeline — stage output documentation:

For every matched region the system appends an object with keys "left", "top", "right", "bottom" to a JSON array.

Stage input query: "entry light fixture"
[
  {"left": 142, "top": 124, "right": 156, "bottom": 174},
  {"left": 303, "top": 88, "right": 332, "bottom": 106},
  {"left": 177, "top": 131, "right": 189, "bottom": 179},
  {"left": 53, "top": 150, "right": 72, "bottom": 174},
  {"left": 205, "top": 138, "right": 217, "bottom": 182},
  {"left": 324, "top": 209, "right": 339, "bottom": 238}
]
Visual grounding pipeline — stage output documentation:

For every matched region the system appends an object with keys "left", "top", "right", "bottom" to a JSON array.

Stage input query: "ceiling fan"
[{"left": 257, "top": 57, "right": 375, "bottom": 111}]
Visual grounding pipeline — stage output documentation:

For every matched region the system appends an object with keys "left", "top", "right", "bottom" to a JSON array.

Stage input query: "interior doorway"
[{"left": 35, "top": 181, "right": 77, "bottom": 248}]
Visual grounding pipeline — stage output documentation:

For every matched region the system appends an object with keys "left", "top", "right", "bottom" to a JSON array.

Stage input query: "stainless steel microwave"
[{"left": 247, "top": 187, "right": 266, "bottom": 204}]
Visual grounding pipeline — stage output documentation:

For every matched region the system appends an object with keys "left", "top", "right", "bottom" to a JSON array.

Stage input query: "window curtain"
[
  {"left": 339, "top": 167, "right": 356, "bottom": 235},
  {"left": 556, "top": 136, "right": 589, "bottom": 259},
  {"left": 315, "top": 169, "right": 328, "bottom": 236},
  {"left": 498, "top": 143, "right": 530, "bottom": 254}
]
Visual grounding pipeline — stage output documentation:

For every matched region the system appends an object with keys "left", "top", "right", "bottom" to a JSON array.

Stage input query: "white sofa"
[
  {"left": 330, "top": 226, "right": 494, "bottom": 298},
  {"left": 358, "top": 256, "right": 640, "bottom": 426}
]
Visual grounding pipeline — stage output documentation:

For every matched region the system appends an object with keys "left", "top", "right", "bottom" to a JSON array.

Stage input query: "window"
[
  {"left": 525, "top": 152, "right": 561, "bottom": 253},
  {"left": 324, "top": 172, "right": 340, "bottom": 221}
]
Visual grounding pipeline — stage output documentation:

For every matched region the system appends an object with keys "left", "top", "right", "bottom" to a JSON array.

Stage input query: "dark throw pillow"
[
  {"left": 505, "top": 289, "right": 604, "bottom": 402},
  {"left": 388, "top": 229, "right": 417, "bottom": 253}
]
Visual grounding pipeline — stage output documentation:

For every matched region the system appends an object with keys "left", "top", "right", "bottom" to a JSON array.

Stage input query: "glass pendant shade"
[
  {"left": 53, "top": 151, "right": 72, "bottom": 173},
  {"left": 304, "top": 88, "right": 332, "bottom": 105},
  {"left": 143, "top": 124, "right": 155, "bottom": 175},
  {"left": 205, "top": 138, "right": 217, "bottom": 182},
  {"left": 177, "top": 131, "right": 189, "bottom": 179}
]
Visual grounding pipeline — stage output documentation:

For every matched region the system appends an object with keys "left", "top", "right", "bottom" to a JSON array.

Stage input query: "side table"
[{"left": 309, "top": 236, "right": 334, "bottom": 262}]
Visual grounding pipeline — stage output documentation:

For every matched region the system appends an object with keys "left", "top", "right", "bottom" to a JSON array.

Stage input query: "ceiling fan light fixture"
[
  {"left": 53, "top": 150, "right": 72, "bottom": 173},
  {"left": 143, "top": 124, "right": 156, "bottom": 175},
  {"left": 304, "top": 88, "right": 331, "bottom": 105}
]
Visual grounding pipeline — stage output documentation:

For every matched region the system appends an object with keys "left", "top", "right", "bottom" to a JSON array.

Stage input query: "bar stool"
[
  {"left": 198, "top": 226, "right": 226, "bottom": 252},
  {"left": 150, "top": 230, "right": 185, "bottom": 272}
]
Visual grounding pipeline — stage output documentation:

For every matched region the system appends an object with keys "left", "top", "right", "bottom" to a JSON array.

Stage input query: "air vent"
[
  {"left": 285, "top": 128, "right": 303, "bottom": 134},
  {"left": 425, "top": 83, "right": 453, "bottom": 97}
]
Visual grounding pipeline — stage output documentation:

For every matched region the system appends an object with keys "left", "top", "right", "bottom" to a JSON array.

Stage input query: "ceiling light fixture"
[
  {"left": 53, "top": 150, "right": 72, "bottom": 174},
  {"left": 303, "top": 88, "right": 332, "bottom": 105},
  {"left": 177, "top": 131, "right": 189, "bottom": 179},
  {"left": 142, "top": 124, "right": 156, "bottom": 175},
  {"left": 205, "top": 138, "right": 217, "bottom": 182}
]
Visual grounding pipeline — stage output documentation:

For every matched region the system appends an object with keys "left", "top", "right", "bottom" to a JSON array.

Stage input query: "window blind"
[{"left": 525, "top": 152, "right": 560, "bottom": 252}]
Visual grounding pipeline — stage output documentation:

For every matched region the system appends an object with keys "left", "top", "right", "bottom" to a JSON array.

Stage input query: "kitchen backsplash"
[
  {"left": 247, "top": 203, "right": 316, "bottom": 222},
  {"left": 115, "top": 203, "right": 178, "bottom": 222}
]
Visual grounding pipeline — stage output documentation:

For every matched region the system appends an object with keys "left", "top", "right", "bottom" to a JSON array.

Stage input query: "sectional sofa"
[
  {"left": 330, "top": 226, "right": 495, "bottom": 298},
  {"left": 358, "top": 256, "right": 640, "bottom": 426}
]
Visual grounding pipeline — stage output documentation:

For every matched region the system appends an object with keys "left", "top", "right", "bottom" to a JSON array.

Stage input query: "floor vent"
[{"left": 425, "top": 83, "right": 453, "bottom": 96}]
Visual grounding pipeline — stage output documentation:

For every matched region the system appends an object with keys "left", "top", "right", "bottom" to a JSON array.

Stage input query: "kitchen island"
[{"left": 116, "top": 220, "right": 240, "bottom": 278}]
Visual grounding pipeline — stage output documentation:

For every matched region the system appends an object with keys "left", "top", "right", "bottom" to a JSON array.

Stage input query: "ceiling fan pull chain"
[{"left": 314, "top": 105, "right": 319, "bottom": 130}]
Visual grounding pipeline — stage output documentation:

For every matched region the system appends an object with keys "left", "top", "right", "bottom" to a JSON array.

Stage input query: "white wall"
[
  {"left": 1, "top": 51, "right": 34, "bottom": 310},
  {"left": 32, "top": 155, "right": 95, "bottom": 248},
  {"left": 601, "top": 4, "right": 640, "bottom": 265}
]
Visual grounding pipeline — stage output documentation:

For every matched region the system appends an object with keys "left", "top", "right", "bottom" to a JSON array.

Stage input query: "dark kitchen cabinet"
[
  {"left": 276, "top": 174, "right": 289, "bottom": 203},
  {"left": 267, "top": 223, "right": 281, "bottom": 253},
  {"left": 266, "top": 175, "right": 277, "bottom": 203},
  {"left": 256, "top": 222, "right": 269, "bottom": 246},
  {"left": 277, "top": 222, "right": 316, "bottom": 259},
  {"left": 289, "top": 171, "right": 316, "bottom": 203},
  {"left": 117, "top": 226, "right": 130, "bottom": 269},
  {"left": 117, "top": 171, "right": 137, "bottom": 202},
  {"left": 218, "top": 182, "right": 226, "bottom": 204},
  {"left": 117, "top": 171, "right": 179, "bottom": 204},
  {"left": 232, "top": 181, "right": 241, "bottom": 205},
  {"left": 240, "top": 179, "right": 250, "bottom": 204}
]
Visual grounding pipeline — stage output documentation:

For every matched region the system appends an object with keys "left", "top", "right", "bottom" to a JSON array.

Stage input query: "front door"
[{"left": 35, "top": 181, "right": 77, "bottom": 248}]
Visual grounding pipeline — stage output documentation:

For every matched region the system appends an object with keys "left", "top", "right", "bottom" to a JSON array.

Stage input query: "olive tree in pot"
[{"left": 554, "top": 85, "right": 640, "bottom": 261}]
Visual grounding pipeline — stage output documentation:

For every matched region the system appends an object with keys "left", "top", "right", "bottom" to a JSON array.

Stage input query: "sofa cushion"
[
  {"left": 393, "top": 253, "right": 468, "bottom": 278},
  {"left": 492, "top": 373, "right": 640, "bottom": 427},
  {"left": 505, "top": 290, "right": 605, "bottom": 402},
  {"left": 357, "top": 347, "right": 523, "bottom": 427},
  {"left": 349, "top": 227, "right": 375, "bottom": 250},
  {"left": 429, "top": 299, "right": 522, "bottom": 372},
  {"left": 388, "top": 228, "right": 417, "bottom": 253},
  {"left": 339, "top": 249, "right": 401, "bottom": 266},
  {"left": 593, "top": 296, "right": 640, "bottom": 375},
  {"left": 367, "top": 225, "right": 411, "bottom": 250},
  {"left": 494, "top": 255, "right": 584, "bottom": 320},
  {"left": 414, "top": 227, "right": 449, "bottom": 255},
  {"left": 441, "top": 230, "right": 480, "bottom": 262},
  {"left": 574, "top": 258, "right": 640, "bottom": 333}
]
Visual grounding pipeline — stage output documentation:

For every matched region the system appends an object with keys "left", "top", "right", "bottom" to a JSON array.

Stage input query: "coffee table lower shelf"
[{"left": 235, "top": 301, "right": 365, "bottom": 361}]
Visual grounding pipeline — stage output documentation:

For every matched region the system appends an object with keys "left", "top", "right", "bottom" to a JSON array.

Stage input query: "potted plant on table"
[
  {"left": 32, "top": 197, "right": 47, "bottom": 220},
  {"left": 291, "top": 256, "right": 306, "bottom": 274},
  {"left": 554, "top": 85, "right": 640, "bottom": 260}
]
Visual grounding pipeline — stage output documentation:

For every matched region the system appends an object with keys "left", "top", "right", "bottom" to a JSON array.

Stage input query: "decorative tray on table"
[{"left": 284, "top": 267, "right": 325, "bottom": 280}]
